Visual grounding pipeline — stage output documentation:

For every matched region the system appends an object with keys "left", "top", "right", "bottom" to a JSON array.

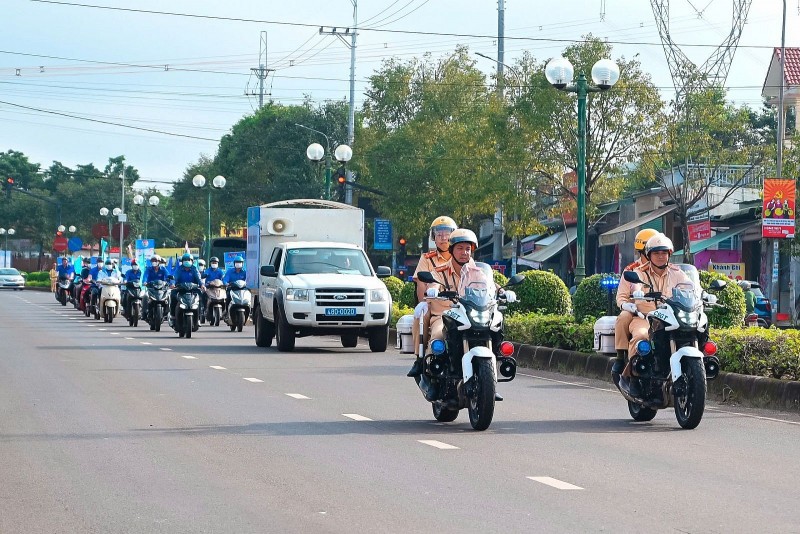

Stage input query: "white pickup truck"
[{"left": 246, "top": 199, "right": 393, "bottom": 352}]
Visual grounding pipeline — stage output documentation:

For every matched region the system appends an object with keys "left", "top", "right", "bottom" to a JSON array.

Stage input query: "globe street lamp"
[
  {"left": 193, "top": 174, "right": 226, "bottom": 260},
  {"left": 100, "top": 207, "right": 120, "bottom": 260},
  {"left": 133, "top": 194, "right": 160, "bottom": 238},
  {"left": 545, "top": 56, "right": 620, "bottom": 284},
  {"left": 0, "top": 227, "right": 14, "bottom": 267}
]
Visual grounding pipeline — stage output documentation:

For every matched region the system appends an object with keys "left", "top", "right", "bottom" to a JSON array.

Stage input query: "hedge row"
[
  {"left": 504, "top": 313, "right": 595, "bottom": 353},
  {"left": 711, "top": 327, "right": 800, "bottom": 381},
  {"left": 26, "top": 271, "right": 49, "bottom": 282}
]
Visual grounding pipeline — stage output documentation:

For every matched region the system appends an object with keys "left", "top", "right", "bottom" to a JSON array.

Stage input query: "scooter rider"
[
  {"left": 617, "top": 233, "right": 691, "bottom": 396},
  {"left": 410, "top": 216, "right": 457, "bottom": 363},
  {"left": 169, "top": 253, "right": 203, "bottom": 326},
  {"left": 121, "top": 260, "right": 142, "bottom": 316},
  {"left": 96, "top": 259, "right": 120, "bottom": 282},
  {"left": 203, "top": 256, "right": 225, "bottom": 321},
  {"left": 142, "top": 255, "right": 168, "bottom": 319},
  {"left": 56, "top": 256, "right": 75, "bottom": 282},
  {"left": 612, "top": 228, "right": 659, "bottom": 377},
  {"left": 222, "top": 256, "right": 246, "bottom": 316}
]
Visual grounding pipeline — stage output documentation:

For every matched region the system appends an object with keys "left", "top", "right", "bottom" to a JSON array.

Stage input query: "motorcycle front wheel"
[
  {"left": 675, "top": 358, "right": 706, "bottom": 429},
  {"left": 467, "top": 358, "right": 496, "bottom": 431},
  {"left": 185, "top": 314, "right": 193, "bottom": 339},
  {"left": 130, "top": 303, "right": 139, "bottom": 327},
  {"left": 153, "top": 306, "right": 162, "bottom": 332},
  {"left": 213, "top": 307, "right": 221, "bottom": 327}
]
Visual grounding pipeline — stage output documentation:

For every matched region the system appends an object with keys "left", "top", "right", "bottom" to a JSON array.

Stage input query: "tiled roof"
[{"left": 776, "top": 48, "right": 800, "bottom": 86}]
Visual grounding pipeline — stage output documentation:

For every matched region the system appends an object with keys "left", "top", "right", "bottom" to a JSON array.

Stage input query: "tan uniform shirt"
[
  {"left": 414, "top": 250, "right": 452, "bottom": 315},
  {"left": 615, "top": 258, "right": 646, "bottom": 308},
  {"left": 617, "top": 263, "right": 691, "bottom": 314}
]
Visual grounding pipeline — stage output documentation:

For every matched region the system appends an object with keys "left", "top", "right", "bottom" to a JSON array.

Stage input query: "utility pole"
[
  {"left": 320, "top": 1, "right": 358, "bottom": 205},
  {"left": 248, "top": 31, "right": 273, "bottom": 108},
  {"left": 492, "top": 0, "right": 505, "bottom": 262}
]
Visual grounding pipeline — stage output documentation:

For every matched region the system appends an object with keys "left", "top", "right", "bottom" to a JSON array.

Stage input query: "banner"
[
  {"left": 224, "top": 251, "right": 246, "bottom": 271},
  {"left": 687, "top": 194, "right": 711, "bottom": 242},
  {"left": 762, "top": 178, "right": 796, "bottom": 238},
  {"left": 688, "top": 220, "right": 711, "bottom": 242},
  {"left": 708, "top": 262, "right": 745, "bottom": 280},
  {"left": 373, "top": 219, "right": 393, "bottom": 250}
]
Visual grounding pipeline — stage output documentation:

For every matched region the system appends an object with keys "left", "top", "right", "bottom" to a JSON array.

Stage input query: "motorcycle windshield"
[
  {"left": 673, "top": 263, "right": 702, "bottom": 298},
  {"left": 458, "top": 262, "right": 496, "bottom": 311},
  {"left": 669, "top": 283, "right": 699, "bottom": 312}
]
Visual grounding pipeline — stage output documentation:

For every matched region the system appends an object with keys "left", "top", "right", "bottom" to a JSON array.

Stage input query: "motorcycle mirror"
[
  {"left": 417, "top": 271, "right": 436, "bottom": 284},
  {"left": 623, "top": 271, "right": 645, "bottom": 285},
  {"left": 708, "top": 279, "right": 726, "bottom": 291},
  {"left": 505, "top": 274, "right": 525, "bottom": 287}
]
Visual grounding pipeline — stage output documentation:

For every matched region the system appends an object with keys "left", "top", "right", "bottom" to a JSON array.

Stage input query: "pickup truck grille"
[{"left": 315, "top": 288, "right": 366, "bottom": 307}]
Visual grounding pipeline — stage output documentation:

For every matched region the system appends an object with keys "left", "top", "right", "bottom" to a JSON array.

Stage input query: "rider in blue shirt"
[
  {"left": 55, "top": 257, "right": 75, "bottom": 280},
  {"left": 143, "top": 256, "right": 168, "bottom": 283},
  {"left": 121, "top": 260, "right": 142, "bottom": 316},
  {"left": 222, "top": 255, "right": 246, "bottom": 312},
  {"left": 169, "top": 254, "right": 203, "bottom": 322},
  {"left": 204, "top": 256, "right": 225, "bottom": 283}
]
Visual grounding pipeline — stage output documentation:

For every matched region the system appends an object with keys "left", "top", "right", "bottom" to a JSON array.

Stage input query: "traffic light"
[
  {"left": 4, "top": 177, "right": 13, "bottom": 198},
  {"left": 336, "top": 168, "right": 347, "bottom": 200},
  {"left": 397, "top": 236, "right": 407, "bottom": 267}
]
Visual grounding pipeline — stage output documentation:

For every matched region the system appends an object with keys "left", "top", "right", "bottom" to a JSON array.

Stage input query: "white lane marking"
[
  {"left": 706, "top": 407, "right": 800, "bottom": 427},
  {"left": 110, "top": 332, "right": 119, "bottom": 335},
  {"left": 342, "top": 413, "right": 372, "bottom": 421},
  {"left": 125, "top": 337, "right": 135, "bottom": 340},
  {"left": 98, "top": 328, "right": 107, "bottom": 331},
  {"left": 210, "top": 365, "right": 227, "bottom": 370},
  {"left": 418, "top": 440, "right": 459, "bottom": 450},
  {"left": 285, "top": 393, "right": 310, "bottom": 399},
  {"left": 244, "top": 377, "right": 264, "bottom": 383},
  {"left": 527, "top": 477, "right": 584, "bottom": 490},
  {"left": 140, "top": 342, "right": 152, "bottom": 345},
  {"left": 182, "top": 355, "right": 197, "bottom": 359},
  {"left": 160, "top": 348, "right": 172, "bottom": 351},
  {"left": 517, "top": 371, "right": 615, "bottom": 393}
]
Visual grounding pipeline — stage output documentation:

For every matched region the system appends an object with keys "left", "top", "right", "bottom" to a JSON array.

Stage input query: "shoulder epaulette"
[
  {"left": 434, "top": 264, "right": 450, "bottom": 273},
  {"left": 423, "top": 251, "right": 438, "bottom": 259}
]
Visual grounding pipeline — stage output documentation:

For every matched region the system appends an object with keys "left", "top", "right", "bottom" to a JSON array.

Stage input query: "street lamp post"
[
  {"left": 0, "top": 227, "right": 15, "bottom": 267},
  {"left": 133, "top": 194, "right": 160, "bottom": 238},
  {"left": 192, "top": 175, "right": 226, "bottom": 260},
  {"left": 297, "top": 123, "right": 354, "bottom": 202},
  {"left": 99, "top": 207, "right": 121, "bottom": 260},
  {"left": 545, "top": 57, "right": 620, "bottom": 284}
]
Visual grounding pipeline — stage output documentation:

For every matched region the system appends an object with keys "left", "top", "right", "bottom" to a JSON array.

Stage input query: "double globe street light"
[
  {"left": 545, "top": 56, "right": 620, "bottom": 284},
  {"left": 0, "top": 227, "right": 15, "bottom": 268},
  {"left": 192, "top": 174, "right": 226, "bottom": 260},
  {"left": 132, "top": 194, "right": 160, "bottom": 238},
  {"left": 297, "top": 123, "right": 353, "bottom": 202}
]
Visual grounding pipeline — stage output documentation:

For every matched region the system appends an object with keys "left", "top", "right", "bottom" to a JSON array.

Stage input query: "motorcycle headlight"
[
  {"left": 468, "top": 308, "right": 492, "bottom": 325},
  {"left": 676, "top": 310, "right": 698, "bottom": 326},
  {"left": 286, "top": 288, "right": 309, "bottom": 301},
  {"left": 179, "top": 303, "right": 187, "bottom": 309},
  {"left": 370, "top": 289, "right": 389, "bottom": 302}
]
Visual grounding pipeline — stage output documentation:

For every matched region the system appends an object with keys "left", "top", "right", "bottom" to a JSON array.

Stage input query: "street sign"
[
  {"left": 67, "top": 236, "right": 83, "bottom": 252},
  {"left": 374, "top": 219, "right": 392, "bottom": 250},
  {"left": 53, "top": 236, "right": 68, "bottom": 252}
]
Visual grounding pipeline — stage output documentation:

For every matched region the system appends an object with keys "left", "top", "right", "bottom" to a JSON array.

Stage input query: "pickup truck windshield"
[{"left": 284, "top": 248, "right": 372, "bottom": 276}]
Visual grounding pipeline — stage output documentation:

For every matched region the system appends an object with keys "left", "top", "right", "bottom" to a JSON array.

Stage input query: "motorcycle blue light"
[
  {"left": 431, "top": 339, "right": 447, "bottom": 355},
  {"left": 636, "top": 340, "right": 652, "bottom": 356}
]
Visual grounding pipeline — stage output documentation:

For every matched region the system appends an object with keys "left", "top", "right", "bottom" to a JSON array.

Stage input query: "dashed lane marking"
[
  {"left": 209, "top": 366, "right": 227, "bottom": 370},
  {"left": 160, "top": 348, "right": 172, "bottom": 351},
  {"left": 418, "top": 440, "right": 459, "bottom": 450},
  {"left": 110, "top": 332, "right": 120, "bottom": 335},
  {"left": 125, "top": 337, "right": 135, "bottom": 340},
  {"left": 342, "top": 414, "right": 372, "bottom": 421},
  {"left": 181, "top": 355, "right": 197, "bottom": 359},
  {"left": 285, "top": 393, "right": 310, "bottom": 399},
  {"left": 140, "top": 342, "right": 152, "bottom": 345},
  {"left": 243, "top": 378, "right": 263, "bottom": 383},
  {"left": 527, "top": 477, "right": 584, "bottom": 490},
  {"left": 98, "top": 328, "right": 107, "bottom": 331}
]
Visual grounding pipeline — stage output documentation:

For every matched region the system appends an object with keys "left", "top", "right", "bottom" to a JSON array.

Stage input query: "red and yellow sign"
[{"left": 762, "top": 179, "right": 796, "bottom": 239}]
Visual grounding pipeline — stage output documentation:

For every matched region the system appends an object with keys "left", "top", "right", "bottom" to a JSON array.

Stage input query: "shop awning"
[
  {"left": 598, "top": 205, "right": 677, "bottom": 247},
  {"left": 673, "top": 221, "right": 759, "bottom": 258},
  {"left": 520, "top": 227, "right": 578, "bottom": 265}
]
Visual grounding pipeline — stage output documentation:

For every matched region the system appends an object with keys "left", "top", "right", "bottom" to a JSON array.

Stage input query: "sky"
[{"left": 1, "top": 0, "right": 797, "bottom": 194}]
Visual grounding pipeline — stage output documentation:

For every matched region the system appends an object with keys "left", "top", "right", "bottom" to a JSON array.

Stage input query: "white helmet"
[{"left": 645, "top": 233, "right": 674, "bottom": 258}]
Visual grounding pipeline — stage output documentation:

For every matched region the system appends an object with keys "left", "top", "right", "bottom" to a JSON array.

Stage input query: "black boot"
[
  {"left": 407, "top": 357, "right": 424, "bottom": 377},
  {"left": 611, "top": 349, "right": 627, "bottom": 375}
]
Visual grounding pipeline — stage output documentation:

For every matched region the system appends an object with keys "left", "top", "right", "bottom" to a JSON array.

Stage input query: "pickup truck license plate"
[{"left": 325, "top": 307, "right": 356, "bottom": 316}]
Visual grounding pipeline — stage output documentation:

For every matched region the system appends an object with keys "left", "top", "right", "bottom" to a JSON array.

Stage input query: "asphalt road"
[{"left": 2, "top": 289, "right": 800, "bottom": 533}]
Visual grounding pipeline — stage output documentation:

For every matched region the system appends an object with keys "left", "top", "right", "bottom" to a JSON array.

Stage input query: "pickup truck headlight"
[
  {"left": 286, "top": 288, "right": 309, "bottom": 301},
  {"left": 370, "top": 289, "right": 389, "bottom": 302}
]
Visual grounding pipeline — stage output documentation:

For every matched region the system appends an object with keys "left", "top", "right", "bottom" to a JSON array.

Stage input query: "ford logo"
[{"left": 333, "top": 294, "right": 347, "bottom": 300}]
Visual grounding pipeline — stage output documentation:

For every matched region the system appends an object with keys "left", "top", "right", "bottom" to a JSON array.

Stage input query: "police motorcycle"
[
  {"left": 145, "top": 280, "right": 170, "bottom": 332},
  {"left": 97, "top": 276, "right": 122, "bottom": 323},
  {"left": 617, "top": 264, "right": 725, "bottom": 429},
  {"left": 415, "top": 263, "right": 523, "bottom": 431},
  {"left": 172, "top": 283, "right": 201, "bottom": 339},
  {"left": 205, "top": 278, "right": 226, "bottom": 326},
  {"left": 223, "top": 279, "right": 251, "bottom": 332},
  {"left": 122, "top": 281, "right": 144, "bottom": 327}
]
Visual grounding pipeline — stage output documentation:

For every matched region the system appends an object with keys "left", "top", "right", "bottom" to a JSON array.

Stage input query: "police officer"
[
  {"left": 408, "top": 216, "right": 457, "bottom": 368},
  {"left": 612, "top": 228, "right": 659, "bottom": 377},
  {"left": 169, "top": 253, "right": 203, "bottom": 328}
]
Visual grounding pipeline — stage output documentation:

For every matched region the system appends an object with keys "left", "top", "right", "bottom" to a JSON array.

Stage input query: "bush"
[
  {"left": 507, "top": 270, "right": 571, "bottom": 315},
  {"left": 505, "top": 312, "right": 595, "bottom": 353},
  {"left": 381, "top": 276, "right": 405, "bottom": 304},
  {"left": 25, "top": 271, "right": 49, "bottom": 282},
  {"left": 699, "top": 270, "right": 746, "bottom": 328},
  {"left": 711, "top": 327, "right": 800, "bottom": 380},
  {"left": 573, "top": 273, "right": 620, "bottom": 321},
  {"left": 26, "top": 280, "right": 49, "bottom": 288},
  {"left": 391, "top": 302, "right": 414, "bottom": 328},
  {"left": 492, "top": 269, "right": 508, "bottom": 287},
  {"left": 398, "top": 281, "right": 417, "bottom": 309}
]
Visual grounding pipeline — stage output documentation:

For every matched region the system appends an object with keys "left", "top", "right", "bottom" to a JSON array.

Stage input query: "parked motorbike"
[
  {"left": 205, "top": 278, "right": 226, "bottom": 326},
  {"left": 172, "top": 282, "right": 201, "bottom": 338},
  {"left": 223, "top": 279, "right": 251, "bottom": 332},
  {"left": 145, "top": 280, "right": 170, "bottom": 332},
  {"left": 616, "top": 264, "right": 725, "bottom": 429},
  {"left": 56, "top": 277, "right": 71, "bottom": 306},
  {"left": 415, "top": 263, "right": 523, "bottom": 431},
  {"left": 98, "top": 277, "right": 122, "bottom": 323},
  {"left": 123, "top": 281, "right": 144, "bottom": 327}
]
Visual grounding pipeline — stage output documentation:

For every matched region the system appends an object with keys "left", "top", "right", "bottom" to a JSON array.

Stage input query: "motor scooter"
[
  {"left": 223, "top": 279, "right": 251, "bottom": 332},
  {"left": 205, "top": 278, "right": 226, "bottom": 326},
  {"left": 98, "top": 277, "right": 122, "bottom": 323}
]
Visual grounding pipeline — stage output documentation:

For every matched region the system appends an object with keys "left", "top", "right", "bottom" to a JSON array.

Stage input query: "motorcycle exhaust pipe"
[
  {"left": 428, "top": 355, "right": 448, "bottom": 377},
  {"left": 704, "top": 356, "right": 720, "bottom": 380}
]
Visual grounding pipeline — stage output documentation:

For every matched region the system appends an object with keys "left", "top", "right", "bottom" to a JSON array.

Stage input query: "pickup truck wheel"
[
  {"left": 367, "top": 323, "right": 389, "bottom": 353},
  {"left": 254, "top": 306, "right": 274, "bottom": 347},
  {"left": 275, "top": 307, "right": 296, "bottom": 352},
  {"left": 340, "top": 333, "right": 358, "bottom": 348}
]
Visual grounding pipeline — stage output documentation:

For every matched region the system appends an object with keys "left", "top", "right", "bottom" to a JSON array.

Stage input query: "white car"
[{"left": 0, "top": 268, "right": 25, "bottom": 290}]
